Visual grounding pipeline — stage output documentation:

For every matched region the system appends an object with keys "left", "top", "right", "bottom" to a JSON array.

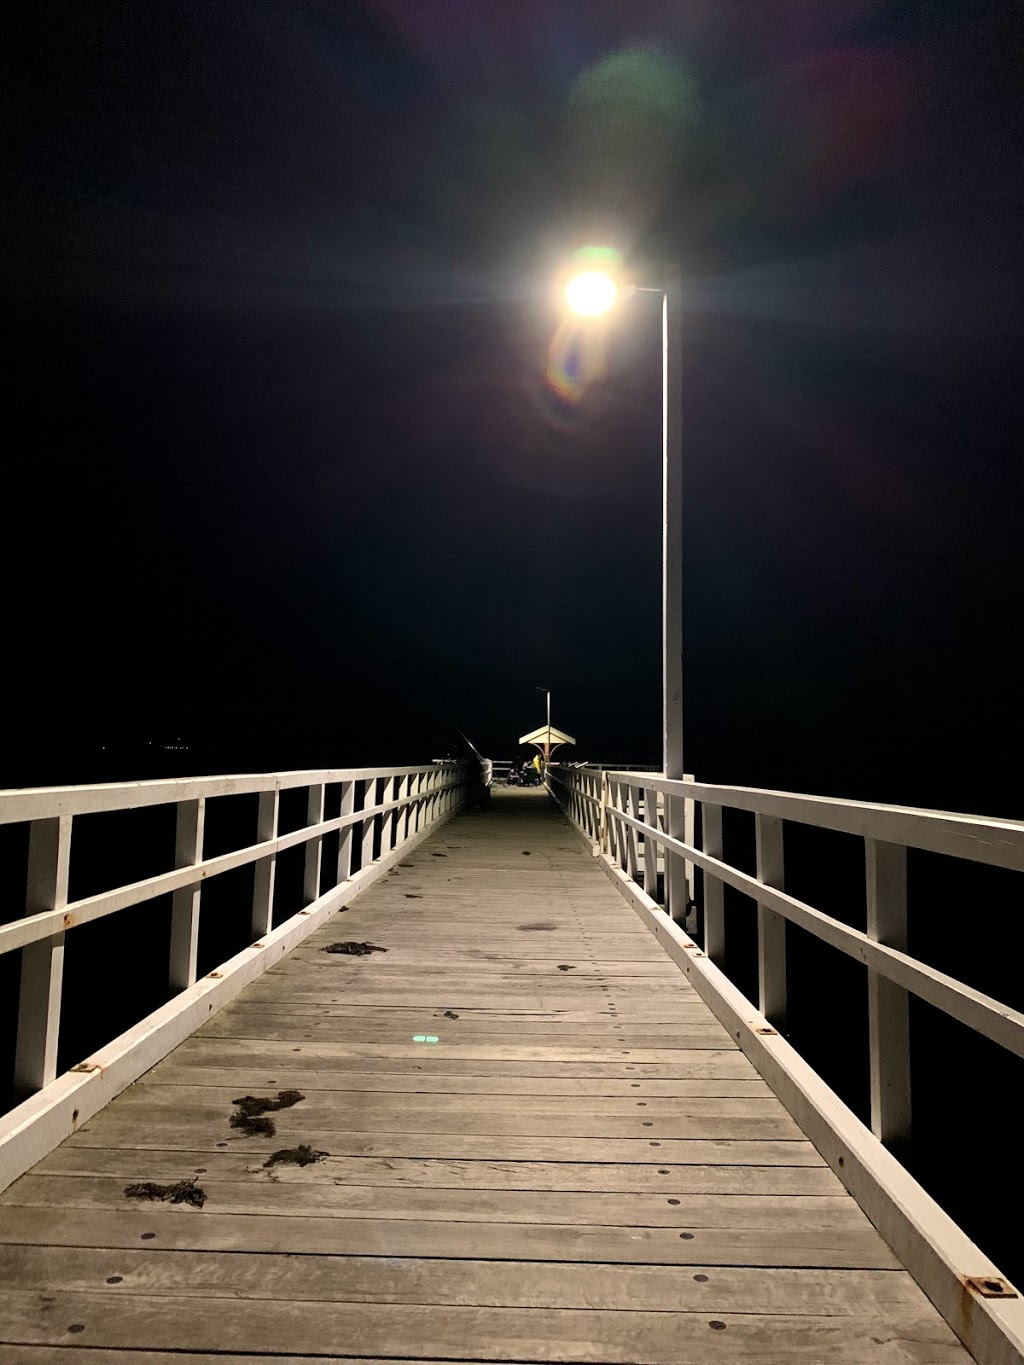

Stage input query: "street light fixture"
[
  {"left": 560, "top": 250, "right": 687, "bottom": 921},
  {"left": 564, "top": 270, "right": 618, "bottom": 318}
]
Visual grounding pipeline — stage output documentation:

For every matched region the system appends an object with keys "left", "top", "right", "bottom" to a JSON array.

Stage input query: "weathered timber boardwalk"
[{"left": 0, "top": 787, "right": 971, "bottom": 1362}]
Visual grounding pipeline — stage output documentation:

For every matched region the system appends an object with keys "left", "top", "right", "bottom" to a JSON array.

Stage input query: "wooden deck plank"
[
  {"left": 0, "top": 788, "right": 972, "bottom": 1362},
  {"left": 58, "top": 1127, "right": 831, "bottom": 1164},
  {"left": 0, "top": 1244, "right": 930, "bottom": 1312},
  {"left": 164, "top": 1039, "right": 754, "bottom": 1075},
  {"left": 58, "top": 1107, "right": 805, "bottom": 1140},
  {"left": 4, "top": 1173, "right": 870, "bottom": 1231},
  {"left": 0, "top": 1205, "right": 898, "bottom": 1267},
  {"left": 122, "top": 1067, "right": 776, "bottom": 1095},
  {"left": 172, "top": 1038, "right": 745, "bottom": 1062},
  {"left": 106, "top": 1082, "right": 789, "bottom": 1118},
  {"left": 196, "top": 1021, "right": 735, "bottom": 1047},
  {"left": 35, "top": 1149, "right": 844, "bottom": 1194},
  {"left": 0, "top": 1290, "right": 969, "bottom": 1361}
]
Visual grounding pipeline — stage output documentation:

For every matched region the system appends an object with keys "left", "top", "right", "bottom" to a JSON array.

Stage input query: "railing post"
[
  {"left": 169, "top": 798, "right": 206, "bottom": 990},
  {"left": 605, "top": 779, "right": 618, "bottom": 862},
  {"left": 303, "top": 783, "right": 325, "bottom": 905},
  {"left": 665, "top": 789, "right": 688, "bottom": 922},
  {"left": 361, "top": 778, "right": 377, "bottom": 869},
  {"left": 337, "top": 780, "right": 355, "bottom": 880},
  {"left": 622, "top": 784, "right": 639, "bottom": 881},
  {"left": 702, "top": 803, "right": 725, "bottom": 963},
  {"left": 755, "top": 814, "right": 787, "bottom": 1029},
  {"left": 251, "top": 788, "right": 279, "bottom": 938},
  {"left": 15, "top": 814, "right": 72, "bottom": 1094},
  {"left": 683, "top": 773, "right": 696, "bottom": 916},
  {"left": 393, "top": 775, "right": 408, "bottom": 846},
  {"left": 866, "top": 838, "right": 911, "bottom": 1152},
  {"left": 643, "top": 785, "right": 659, "bottom": 897}
]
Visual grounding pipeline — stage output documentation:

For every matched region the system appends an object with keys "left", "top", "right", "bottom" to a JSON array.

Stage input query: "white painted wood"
[
  {"left": 388, "top": 775, "right": 403, "bottom": 849},
  {"left": 0, "top": 765, "right": 446, "bottom": 825},
  {"left": 336, "top": 781, "right": 355, "bottom": 882},
  {"left": 664, "top": 790, "right": 687, "bottom": 922},
  {"left": 0, "top": 785, "right": 464, "bottom": 959},
  {"left": 303, "top": 784, "right": 325, "bottom": 906},
  {"left": 169, "top": 798, "right": 205, "bottom": 991},
  {"left": 607, "top": 771, "right": 1024, "bottom": 874},
  {"left": 17, "top": 787, "right": 977, "bottom": 1365},
  {"left": 567, "top": 821, "right": 1024, "bottom": 1365},
  {"left": 587, "top": 791, "right": 1024, "bottom": 1060},
  {"left": 251, "top": 788, "right": 279, "bottom": 940},
  {"left": 361, "top": 779, "right": 377, "bottom": 870},
  {"left": 643, "top": 786, "right": 659, "bottom": 897},
  {"left": 0, "top": 800, "right": 461, "bottom": 1196},
  {"left": 606, "top": 780, "right": 623, "bottom": 866},
  {"left": 14, "top": 816, "right": 72, "bottom": 1095},
  {"left": 683, "top": 773, "right": 696, "bottom": 910},
  {"left": 626, "top": 784, "right": 642, "bottom": 881},
  {"left": 755, "top": 813, "right": 787, "bottom": 1029},
  {"left": 0, "top": 760, "right": 464, "bottom": 1102},
  {"left": 661, "top": 265, "right": 684, "bottom": 795},
  {"left": 866, "top": 838, "right": 911, "bottom": 1151},
  {"left": 702, "top": 803, "right": 725, "bottom": 965}
]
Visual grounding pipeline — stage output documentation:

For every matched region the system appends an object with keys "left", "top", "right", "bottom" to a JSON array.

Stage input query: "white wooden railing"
[
  {"left": 548, "top": 763, "right": 1024, "bottom": 1365},
  {"left": 551, "top": 763, "right": 1024, "bottom": 1144},
  {"left": 0, "top": 762, "right": 469, "bottom": 1185}
]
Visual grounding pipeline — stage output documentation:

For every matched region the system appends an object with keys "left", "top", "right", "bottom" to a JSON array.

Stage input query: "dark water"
[{"left": 0, "top": 750, "right": 1020, "bottom": 1289}]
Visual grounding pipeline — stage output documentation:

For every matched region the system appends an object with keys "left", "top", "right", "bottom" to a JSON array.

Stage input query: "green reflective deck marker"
[{"left": 412, "top": 1035, "right": 440, "bottom": 1044}]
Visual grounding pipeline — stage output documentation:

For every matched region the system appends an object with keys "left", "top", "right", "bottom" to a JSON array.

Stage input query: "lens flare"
[
  {"left": 545, "top": 316, "right": 609, "bottom": 420},
  {"left": 545, "top": 246, "right": 622, "bottom": 413}
]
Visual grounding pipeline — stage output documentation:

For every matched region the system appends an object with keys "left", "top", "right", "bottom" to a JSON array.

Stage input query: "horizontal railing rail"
[
  {"left": 549, "top": 763, "right": 1024, "bottom": 1139},
  {"left": 623, "top": 774, "right": 1024, "bottom": 873},
  {"left": 548, "top": 761, "right": 1024, "bottom": 1364},
  {"left": 0, "top": 765, "right": 449, "bottom": 825},
  {"left": 2, "top": 762, "right": 470, "bottom": 1103}
]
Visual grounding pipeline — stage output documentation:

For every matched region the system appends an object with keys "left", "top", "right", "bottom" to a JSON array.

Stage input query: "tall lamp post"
[
  {"left": 562, "top": 258, "right": 687, "bottom": 921},
  {"left": 536, "top": 685, "right": 551, "bottom": 753}
]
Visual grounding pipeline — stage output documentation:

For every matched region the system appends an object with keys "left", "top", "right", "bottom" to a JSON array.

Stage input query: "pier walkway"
[{"left": 0, "top": 788, "right": 971, "bottom": 1363}]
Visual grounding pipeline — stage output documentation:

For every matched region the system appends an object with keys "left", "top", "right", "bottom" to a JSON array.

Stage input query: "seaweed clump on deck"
[
  {"left": 124, "top": 1178, "right": 207, "bottom": 1209},
  {"left": 264, "top": 1144, "right": 328, "bottom": 1169},
  {"left": 321, "top": 941, "right": 387, "bottom": 956},
  {"left": 231, "top": 1089, "right": 305, "bottom": 1138}
]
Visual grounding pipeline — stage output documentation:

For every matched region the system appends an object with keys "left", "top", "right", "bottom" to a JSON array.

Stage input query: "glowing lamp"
[{"left": 564, "top": 269, "right": 618, "bottom": 317}]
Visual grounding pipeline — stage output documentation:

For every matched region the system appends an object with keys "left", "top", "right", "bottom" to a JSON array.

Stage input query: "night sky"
[{"left": 4, "top": 0, "right": 1022, "bottom": 812}]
